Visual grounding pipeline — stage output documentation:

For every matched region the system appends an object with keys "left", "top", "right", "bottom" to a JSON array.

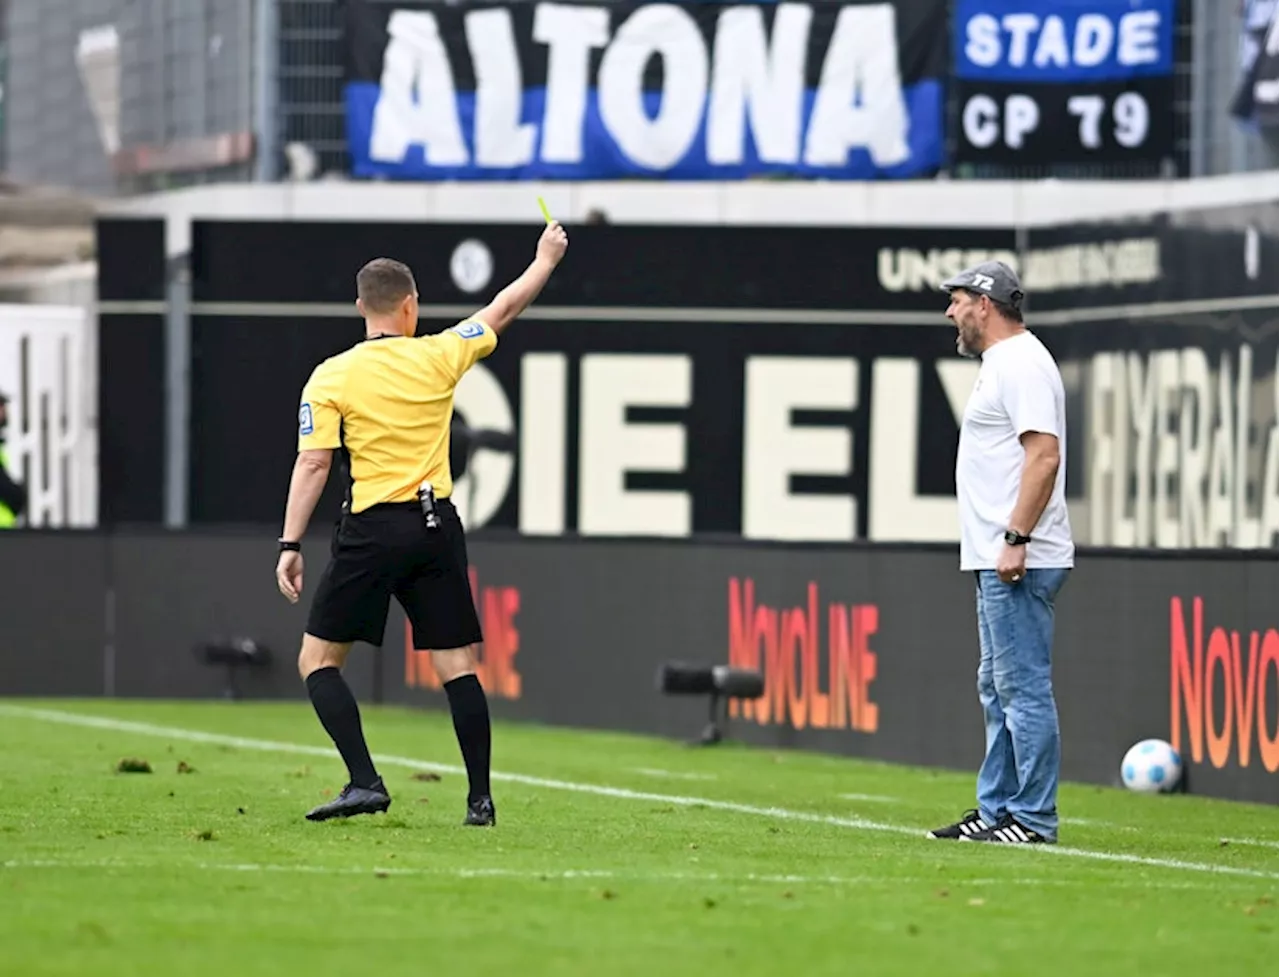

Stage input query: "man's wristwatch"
[
  {"left": 278, "top": 538, "right": 301, "bottom": 553},
  {"left": 1003, "top": 529, "right": 1032, "bottom": 546}
]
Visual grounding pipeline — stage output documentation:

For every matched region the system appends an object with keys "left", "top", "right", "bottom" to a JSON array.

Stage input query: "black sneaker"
[
  {"left": 927, "top": 808, "right": 992, "bottom": 840},
  {"left": 464, "top": 795, "right": 496, "bottom": 827},
  {"left": 305, "top": 778, "right": 392, "bottom": 822},
  {"left": 960, "top": 815, "right": 1049, "bottom": 844}
]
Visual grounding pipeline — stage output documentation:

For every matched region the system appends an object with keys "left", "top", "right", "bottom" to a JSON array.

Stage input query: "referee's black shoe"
[
  {"left": 464, "top": 795, "right": 496, "bottom": 827},
  {"left": 306, "top": 778, "right": 392, "bottom": 822}
]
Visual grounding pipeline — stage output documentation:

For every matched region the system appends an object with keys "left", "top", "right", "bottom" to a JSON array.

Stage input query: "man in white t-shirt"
[{"left": 926, "top": 260, "right": 1074, "bottom": 845}]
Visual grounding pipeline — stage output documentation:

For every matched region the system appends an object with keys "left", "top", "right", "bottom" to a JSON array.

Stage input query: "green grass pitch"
[{"left": 0, "top": 699, "right": 1275, "bottom": 976}]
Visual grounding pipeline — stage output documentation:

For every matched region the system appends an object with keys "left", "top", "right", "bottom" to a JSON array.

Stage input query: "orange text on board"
[
  {"left": 727, "top": 577, "right": 879, "bottom": 734},
  {"left": 404, "top": 566, "right": 522, "bottom": 700},
  {"left": 1171, "top": 596, "right": 1278, "bottom": 773}
]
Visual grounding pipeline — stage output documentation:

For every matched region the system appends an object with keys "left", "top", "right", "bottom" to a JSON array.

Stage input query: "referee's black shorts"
[{"left": 305, "top": 499, "right": 482, "bottom": 650}]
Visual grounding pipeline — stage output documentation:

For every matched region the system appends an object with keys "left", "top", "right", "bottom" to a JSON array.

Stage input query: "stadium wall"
[
  {"left": 101, "top": 173, "right": 1280, "bottom": 243},
  {"left": 94, "top": 200, "right": 1280, "bottom": 551},
  {"left": 1, "top": 531, "right": 1274, "bottom": 805}
]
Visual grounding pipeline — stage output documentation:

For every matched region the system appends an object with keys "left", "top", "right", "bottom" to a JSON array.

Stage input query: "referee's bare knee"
[
  {"left": 430, "top": 645, "right": 479, "bottom": 684},
  {"left": 297, "top": 634, "right": 352, "bottom": 679}
]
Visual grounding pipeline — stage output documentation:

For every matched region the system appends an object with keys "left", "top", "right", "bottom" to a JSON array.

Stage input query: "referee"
[{"left": 276, "top": 220, "right": 569, "bottom": 825}]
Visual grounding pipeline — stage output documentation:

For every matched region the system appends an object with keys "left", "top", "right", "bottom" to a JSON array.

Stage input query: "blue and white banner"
[
  {"left": 1231, "top": 0, "right": 1278, "bottom": 131},
  {"left": 952, "top": 0, "right": 1178, "bottom": 166},
  {"left": 344, "top": 0, "right": 948, "bottom": 181}
]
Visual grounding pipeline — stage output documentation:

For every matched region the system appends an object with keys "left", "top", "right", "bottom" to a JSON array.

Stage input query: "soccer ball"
[{"left": 1121, "top": 738, "right": 1183, "bottom": 793}]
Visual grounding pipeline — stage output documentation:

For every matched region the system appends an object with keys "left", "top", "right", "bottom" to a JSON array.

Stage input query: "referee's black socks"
[
  {"left": 305, "top": 666, "right": 381, "bottom": 790},
  {"left": 444, "top": 674, "right": 491, "bottom": 802}
]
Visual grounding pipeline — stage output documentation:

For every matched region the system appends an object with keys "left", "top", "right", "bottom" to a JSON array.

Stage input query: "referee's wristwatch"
[
  {"left": 278, "top": 538, "right": 301, "bottom": 553},
  {"left": 1003, "top": 529, "right": 1031, "bottom": 546}
]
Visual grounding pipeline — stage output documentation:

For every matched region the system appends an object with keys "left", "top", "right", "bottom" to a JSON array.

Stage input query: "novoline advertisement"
[
  {"left": 394, "top": 536, "right": 1279, "bottom": 806},
  {"left": 97, "top": 204, "right": 1279, "bottom": 554},
  {"left": 0, "top": 532, "right": 1275, "bottom": 805}
]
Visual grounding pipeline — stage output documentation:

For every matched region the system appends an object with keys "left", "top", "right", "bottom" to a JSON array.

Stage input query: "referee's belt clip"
[{"left": 417, "top": 481, "right": 442, "bottom": 531}]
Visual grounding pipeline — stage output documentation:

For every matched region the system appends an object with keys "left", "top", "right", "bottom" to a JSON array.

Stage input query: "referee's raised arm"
[{"left": 472, "top": 220, "right": 569, "bottom": 334}]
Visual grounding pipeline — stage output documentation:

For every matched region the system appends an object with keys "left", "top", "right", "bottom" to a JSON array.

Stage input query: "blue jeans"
[{"left": 975, "top": 567, "right": 1069, "bottom": 842}]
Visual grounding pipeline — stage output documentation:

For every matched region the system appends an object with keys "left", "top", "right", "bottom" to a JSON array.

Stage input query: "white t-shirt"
[{"left": 956, "top": 330, "right": 1075, "bottom": 571}]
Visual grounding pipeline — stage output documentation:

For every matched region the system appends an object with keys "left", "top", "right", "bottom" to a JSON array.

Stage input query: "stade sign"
[
  {"left": 343, "top": 0, "right": 948, "bottom": 179},
  {"left": 952, "top": 0, "right": 1176, "bottom": 166}
]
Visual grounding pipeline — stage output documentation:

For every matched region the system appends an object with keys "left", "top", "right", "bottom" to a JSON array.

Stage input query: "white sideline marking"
[
  {"left": 0, "top": 859, "right": 923, "bottom": 886},
  {"left": 630, "top": 767, "right": 717, "bottom": 782},
  {"left": 1, "top": 705, "right": 1275, "bottom": 882},
  {"left": 1220, "top": 837, "right": 1280, "bottom": 849},
  {"left": 0, "top": 859, "right": 1237, "bottom": 891},
  {"left": 0, "top": 706, "right": 910, "bottom": 835},
  {"left": 839, "top": 793, "right": 900, "bottom": 803}
]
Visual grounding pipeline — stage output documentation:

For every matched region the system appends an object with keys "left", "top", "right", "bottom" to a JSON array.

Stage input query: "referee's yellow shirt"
[{"left": 296, "top": 318, "right": 497, "bottom": 512}]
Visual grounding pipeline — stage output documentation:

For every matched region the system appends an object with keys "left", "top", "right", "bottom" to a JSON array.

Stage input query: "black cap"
[{"left": 941, "top": 260, "right": 1024, "bottom": 309}]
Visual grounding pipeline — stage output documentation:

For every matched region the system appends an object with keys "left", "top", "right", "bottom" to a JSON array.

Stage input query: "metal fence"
[
  {"left": 1, "top": 0, "right": 1274, "bottom": 195},
  {"left": 1, "top": 0, "right": 259, "bottom": 196},
  {"left": 276, "top": 0, "right": 345, "bottom": 180}
]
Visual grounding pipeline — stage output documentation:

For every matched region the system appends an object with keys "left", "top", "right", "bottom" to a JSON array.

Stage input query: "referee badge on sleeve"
[
  {"left": 450, "top": 321, "right": 485, "bottom": 340},
  {"left": 299, "top": 403, "right": 314, "bottom": 436}
]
